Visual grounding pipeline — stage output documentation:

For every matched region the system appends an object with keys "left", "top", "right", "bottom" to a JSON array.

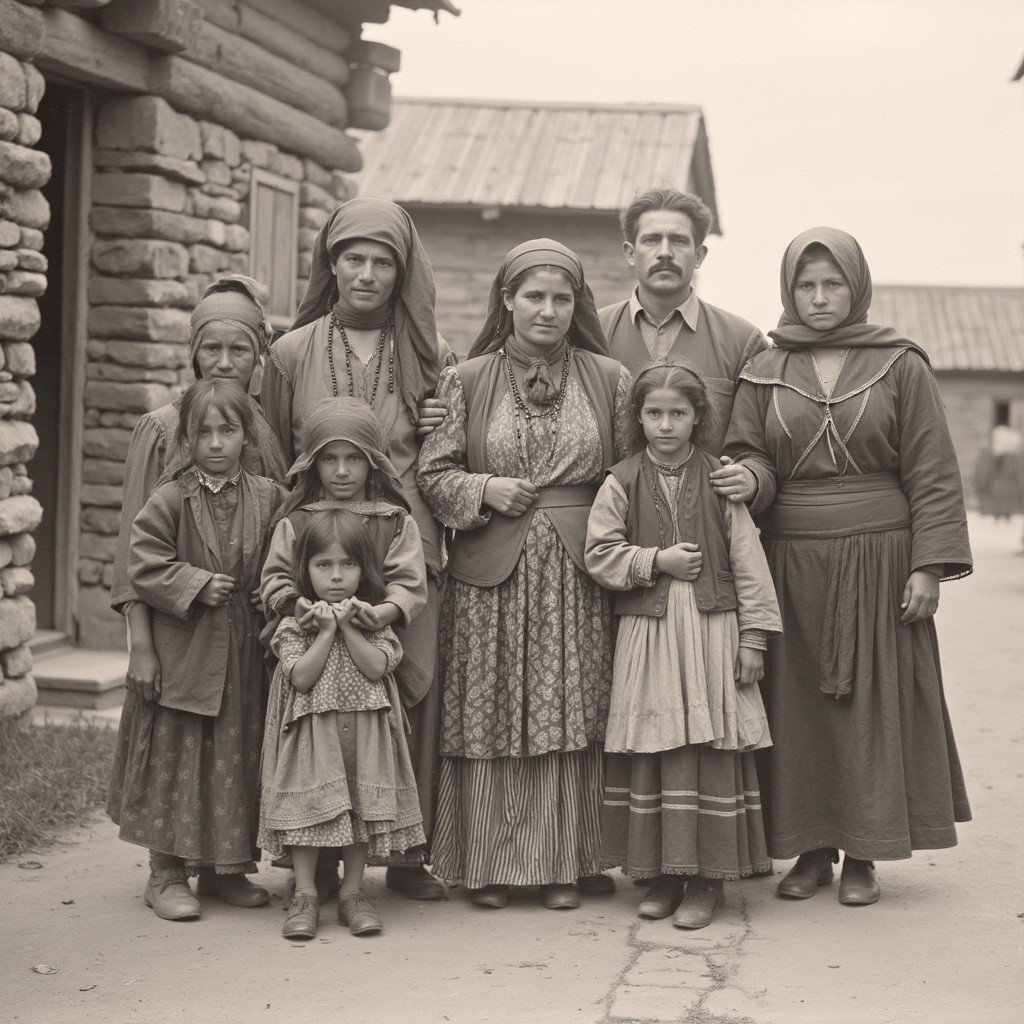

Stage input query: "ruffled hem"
[
  {"left": 604, "top": 859, "right": 774, "bottom": 881},
  {"left": 259, "top": 812, "right": 426, "bottom": 860}
]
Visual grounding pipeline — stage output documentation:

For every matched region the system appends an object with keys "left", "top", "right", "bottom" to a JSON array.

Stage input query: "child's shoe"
[
  {"left": 144, "top": 874, "right": 201, "bottom": 921},
  {"left": 338, "top": 893, "right": 382, "bottom": 935},
  {"left": 672, "top": 877, "right": 722, "bottom": 930},
  {"left": 282, "top": 892, "right": 319, "bottom": 940}
]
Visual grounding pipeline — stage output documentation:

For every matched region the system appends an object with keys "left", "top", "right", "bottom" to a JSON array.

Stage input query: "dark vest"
[{"left": 608, "top": 447, "right": 737, "bottom": 617}]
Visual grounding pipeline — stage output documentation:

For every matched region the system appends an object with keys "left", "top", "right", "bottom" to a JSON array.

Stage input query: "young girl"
[
  {"left": 584, "top": 365, "right": 782, "bottom": 929},
  {"left": 259, "top": 397, "right": 429, "bottom": 897},
  {"left": 109, "top": 379, "right": 285, "bottom": 921},
  {"left": 259, "top": 510, "right": 425, "bottom": 940}
]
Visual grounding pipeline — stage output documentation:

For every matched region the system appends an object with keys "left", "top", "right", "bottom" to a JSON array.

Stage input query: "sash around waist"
[
  {"left": 759, "top": 472, "right": 910, "bottom": 539},
  {"left": 445, "top": 483, "right": 599, "bottom": 588}
]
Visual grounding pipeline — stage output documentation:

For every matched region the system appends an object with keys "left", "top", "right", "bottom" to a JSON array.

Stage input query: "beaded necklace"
[
  {"left": 327, "top": 312, "right": 395, "bottom": 405},
  {"left": 641, "top": 448, "right": 692, "bottom": 549},
  {"left": 503, "top": 346, "right": 572, "bottom": 471}
]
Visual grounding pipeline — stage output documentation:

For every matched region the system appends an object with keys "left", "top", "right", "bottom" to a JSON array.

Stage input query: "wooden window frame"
[{"left": 248, "top": 168, "right": 299, "bottom": 331}]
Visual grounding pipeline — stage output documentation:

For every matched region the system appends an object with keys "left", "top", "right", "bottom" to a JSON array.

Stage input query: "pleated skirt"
[{"left": 431, "top": 744, "right": 604, "bottom": 888}]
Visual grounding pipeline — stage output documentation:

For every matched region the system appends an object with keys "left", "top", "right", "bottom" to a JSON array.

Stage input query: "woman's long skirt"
[{"left": 759, "top": 484, "right": 971, "bottom": 861}]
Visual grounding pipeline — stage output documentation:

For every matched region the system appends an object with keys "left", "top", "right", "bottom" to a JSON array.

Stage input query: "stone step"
[{"left": 33, "top": 646, "right": 128, "bottom": 710}]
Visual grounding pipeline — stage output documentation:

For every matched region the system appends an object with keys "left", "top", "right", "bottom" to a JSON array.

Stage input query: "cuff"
[
  {"left": 172, "top": 567, "right": 214, "bottom": 619},
  {"left": 739, "top": 628, "right": 769, "bottom": 651},
  {"left": 630, "top": 547, "right": 660, "bottom": 587}
]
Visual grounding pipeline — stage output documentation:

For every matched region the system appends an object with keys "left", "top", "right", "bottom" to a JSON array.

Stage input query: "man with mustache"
[{"left": 599, "top": 188, "right": 766, "bottom": 503}]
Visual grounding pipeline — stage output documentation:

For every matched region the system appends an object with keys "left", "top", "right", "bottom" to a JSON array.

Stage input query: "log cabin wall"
[{"left": 0, "top": 0, "right": 420, "bottom": 707}]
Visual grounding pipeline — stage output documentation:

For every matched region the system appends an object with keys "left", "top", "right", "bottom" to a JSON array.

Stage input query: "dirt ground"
[{"left": 2, "top": 513, "right": 1022, "bottom": 1024}]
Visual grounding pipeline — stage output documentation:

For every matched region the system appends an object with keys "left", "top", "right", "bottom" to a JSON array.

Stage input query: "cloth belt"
[{"left": 529, "top": 484, "right": 599, "bottom": 509}]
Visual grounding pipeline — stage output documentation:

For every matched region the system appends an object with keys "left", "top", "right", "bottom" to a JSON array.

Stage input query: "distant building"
[
  {"left": 870, "top": 285, "right": 1024, "bottom": 503},
  {"left": 358, "top": 97, "right": 719, "bottom": 357}
]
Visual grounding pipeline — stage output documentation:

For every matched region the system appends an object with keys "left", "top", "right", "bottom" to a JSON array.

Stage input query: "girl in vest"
[
  {"left": 585, "top": 365, "right": 782, "bottom": 929},
  {"left": 260, "top": 398, "right": 428, "bottom": 897},
  {"left": 259, "top": 510, "right": 425, "bottom": 940},
  {"left": 111, "top": 379, "right": 286, "bottom": 922}
]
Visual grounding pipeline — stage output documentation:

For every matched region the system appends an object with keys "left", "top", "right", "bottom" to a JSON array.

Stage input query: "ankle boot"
[{"left": 776, "top": 849, "right": 836, "bottom": 899}]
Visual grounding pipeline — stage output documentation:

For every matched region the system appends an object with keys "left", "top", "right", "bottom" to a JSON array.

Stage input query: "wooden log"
[
  {"left": 196, "top": 0, "right": 348, "bottom": 87},
  {"left": 326, "top": 0, "right": 390, "bottom": 28},
  {"left": 101, "top": 0, "right": 202, "bottom": 54},
  {"left": 0, "top": 1, "right": 46, "bottom": 61},
  {"left": 242, "top": 0, "right": 350, "bottom": 51},
  {"left": 148, "top": 55, "right": 361, "bottom": 171},
  {"left": 36, "top": 6, "right": 148, "bottom": 91},
  {"left": 183, "top": 21, "right": 346, "bottom": 128}
]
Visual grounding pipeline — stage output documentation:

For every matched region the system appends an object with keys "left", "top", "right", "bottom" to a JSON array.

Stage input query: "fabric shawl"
[
  {"left": 292, "top": 198, "right": 440, "bottom": 419},
  {"left": 768, "top": 227, "right": 930, "bottom": 361},
  {"left": 468, "top": 238, "right": 608, "bottom": 358},
  {"left": 279, "top": 397, "right": 409, "bottom": 519}
]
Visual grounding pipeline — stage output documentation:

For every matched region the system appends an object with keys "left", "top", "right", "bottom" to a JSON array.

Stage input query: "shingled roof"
[
  {"left": 358, "top": 97, "right": 719, "bottom": 229},
  {"left": 870, "top": 284, "right": 1024, "bottom": 373}
]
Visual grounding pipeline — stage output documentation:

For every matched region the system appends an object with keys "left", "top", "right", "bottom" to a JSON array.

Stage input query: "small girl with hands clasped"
[
  {"left": 109, "top": 379, "right": 285, "bottom": 922},
  {"left": 585, "top": 365, "right": 782, "bottom": 930},
  {"left": 259, "top": 511, "right": 424, "bottom": 941}
]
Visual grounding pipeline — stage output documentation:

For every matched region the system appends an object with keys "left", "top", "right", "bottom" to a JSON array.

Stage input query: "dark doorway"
[{"left": 32, "top": 80, "right": 89, "bottom": 638}]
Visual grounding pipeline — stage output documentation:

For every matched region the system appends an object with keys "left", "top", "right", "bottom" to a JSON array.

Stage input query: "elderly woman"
[
  {"left": 261, "top": 198, "right": 454, "bottom": 901},
  {"left": 417, "top": 239, "right": 631, "bottom": 909},
  {"left": 107, "top": 275, "right": 286, "bottom": 919},
  {"left": 724, "top": 228, "right": 972, "bottom": 906}
]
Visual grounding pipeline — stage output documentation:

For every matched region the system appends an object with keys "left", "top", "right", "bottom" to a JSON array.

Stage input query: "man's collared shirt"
[{"left": 628, "top": 286, "right": 701, "bottom": 364}]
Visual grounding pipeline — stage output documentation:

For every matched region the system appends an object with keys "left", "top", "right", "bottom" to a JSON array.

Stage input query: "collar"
[
  {"left": 196, "top": 466, "right": 241, "bottom": 493},
  {"left": 629, "top": 286, "right": 700, "bottom": 332},
  {"left": 645, "top": 445, "right": 695, "bottom": 474}
]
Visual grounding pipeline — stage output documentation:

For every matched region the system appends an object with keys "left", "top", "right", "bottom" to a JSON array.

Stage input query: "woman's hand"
[
  {"left": 415, "top": 397, "right": 448, "bottom": 437},
  {"left": 295, "top": 596, "right": 316, "bottom": 633},
  {"left": 654, "top": 542, "right": 702, "bottom": 581},
  {"left": 482, "top": 477, "right": 539, "bottom": 517},
  {"left": 249, "top": 587, "right": 262, "bottom": 610},
  {"left": 735, "top": 647, "right": 764, "bottom": 687},
  {"left": 196, "top": 573, "right": 235, "bottom": 606},
  {"left": 312, "top": 600, "right": 338, "bottom": 634},
  {"left": 901, "top": 569, "right": 940, "bottom": 624},
  {"left": 710, "top": 456, "right": 757, "bottom": 503},
  {"left": 352, "top": 600, "right": 398, "bottom": 630},
  {"left": 127, "top": 646, "right": 161, "bottom": 702}
]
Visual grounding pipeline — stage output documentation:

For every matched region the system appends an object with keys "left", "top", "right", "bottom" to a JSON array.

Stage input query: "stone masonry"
[
  {"left": 79, "top": 94, "right": 352, "bottom": 649},
  {"left": 0, "top": 53, "right": 46, "bottom": 717}
]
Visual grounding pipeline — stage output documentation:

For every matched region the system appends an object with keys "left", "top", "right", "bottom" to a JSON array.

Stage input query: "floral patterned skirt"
[{"left": 439, "top": 512, "right": 613, "bottom": 759}]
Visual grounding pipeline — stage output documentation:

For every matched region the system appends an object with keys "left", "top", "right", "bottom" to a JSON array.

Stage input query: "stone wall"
[
  {"left": 0, "top": 52, "right": 46, "bottom": 717},
  {"left": 78, "top": 94, "right": 351, "bottom": 649}
]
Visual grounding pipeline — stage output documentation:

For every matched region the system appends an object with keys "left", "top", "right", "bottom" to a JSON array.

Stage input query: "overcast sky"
[{"left": 366, "top": 0, "right": 1022, "bottom": 331}]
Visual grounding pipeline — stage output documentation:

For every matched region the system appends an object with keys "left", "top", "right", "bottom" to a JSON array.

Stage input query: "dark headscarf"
[
  {"left": 469, "top": 238, "right": 608, "bottom": 359},
  {"left": 279, "top": 397, "right": 408, "bottom": 520},
  {"left": 769, "top": 227, "right": 928, "bottom": 360},
  {"left": 292, "top": 198, "right": 440, "bottom": 420}
]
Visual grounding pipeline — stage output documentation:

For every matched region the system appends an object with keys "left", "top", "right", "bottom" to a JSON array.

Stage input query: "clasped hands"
[{"left": 294, "top": 595, "right": 392, "bottom": 633}]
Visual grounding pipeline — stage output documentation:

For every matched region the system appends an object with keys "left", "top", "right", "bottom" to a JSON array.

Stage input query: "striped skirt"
[
  {"left": 431, "top": 744, "right": 604, "bottom": 888},
  {"left": 602, "top": 745, "right": 771, "bottom": 880}
]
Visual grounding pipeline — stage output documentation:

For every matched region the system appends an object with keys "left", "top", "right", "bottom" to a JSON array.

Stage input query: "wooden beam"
[
  {"left": 242, "top": 0, "right": 351, "bottom": 51},
  {"left": 184, "top": 21, "right": 347, "bottom": 128},
  {"left": 0, "top": 0, "right": 46, "bottom": 61},
  {"left": 101, "top": 0, "right": 202, "bottom": 54},
  {"left": 196, "top": 0, "right": 349, "bottom": 87},
  {"left": 149, "top": 55, "right": 361, "bottom": 170}
]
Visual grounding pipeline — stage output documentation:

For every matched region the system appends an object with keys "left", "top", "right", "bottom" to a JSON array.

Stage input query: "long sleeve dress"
[
  {"left": 585, "top": 457, "right": 781, "bottom": 880},
  {"left": 724, "top": 345, "right": 973, "bottom": 861},
  {"left": 417, "top": 357, "right": 632, "bottom": 889}
]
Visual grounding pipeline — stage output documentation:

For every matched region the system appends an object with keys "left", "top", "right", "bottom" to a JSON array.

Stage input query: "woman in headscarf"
[
  {"left": 107, "top": 275, "right": 286, "bottom": 916},
  {"left": 723, "top": 228, "right": 972, "bottom": 906},
  {"left": 261, "top": 198, "right": 454, "bottom": 901},
  {"left": 416, "top": 239, "right": 631, "bottom": 909}
]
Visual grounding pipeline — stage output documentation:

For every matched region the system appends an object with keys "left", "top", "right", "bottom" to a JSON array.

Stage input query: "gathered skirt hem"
[{"left": 603, "top": 859, "right": 773, "bottom": 881}]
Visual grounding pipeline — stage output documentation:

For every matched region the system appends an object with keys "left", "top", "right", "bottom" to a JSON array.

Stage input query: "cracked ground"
[{"left": 4, "top": 514, "right": 1021, "bottom": 1024}]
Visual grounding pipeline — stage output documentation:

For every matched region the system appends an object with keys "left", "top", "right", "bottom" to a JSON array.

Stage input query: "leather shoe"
[
  {"left": 638, "top": 875, "right": 683, "bottom": 920},
  {"left": 672, "top": 877, "right": 721, "bottom": 930},
  {"left": 469, "top": 885, "right": 510, "bottom": 909},
  {"left": 283, "top": 892, "right": 319, "bottom": 940},
  {"left": 385, "top": 864, "right": 447, "bottom": 901},
  {"left": 577, "top": 873, "right": 615, "bottom": 896},
  {"left": 338, "top": 893, "right": 382, "bottom": 935},
  {"left": 838, "top": 857, "right": 879, "bottom": 906},
  {"left": 541, "top": 883, "right": 580, "bottom": 910},
  {"left": 144, "top": 875, "right": 201, "bottom": 921},
  {"left": 776, "top": 849, "right": 835, "bottom": 899},
  {"left": 197, "top": 872, "right": 269, "bottom": 908}
]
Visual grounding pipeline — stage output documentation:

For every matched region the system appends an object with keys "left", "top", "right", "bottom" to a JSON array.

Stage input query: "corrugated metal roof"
[
  {"left": 870, "top": 285, "right": 1024, "bottom": 373},
  {"left": 357, "top": 98, "right": 719, "bottom": 228}
]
